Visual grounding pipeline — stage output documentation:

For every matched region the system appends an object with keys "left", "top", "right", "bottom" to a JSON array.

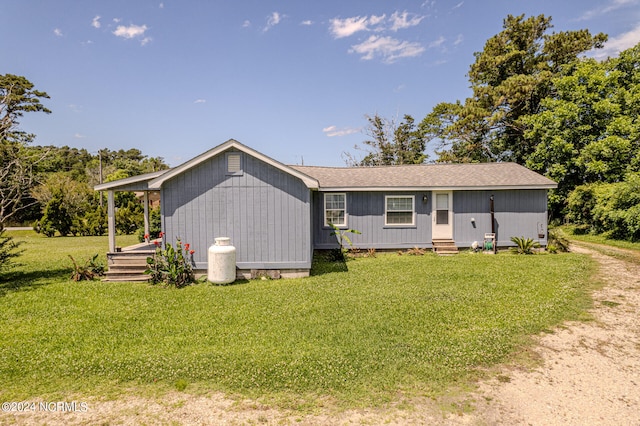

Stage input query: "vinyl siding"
[
  {"left": 312, "top": 189, "right": 549, "bottom": 250},
  {"left": 453, "top": 190, "right": 549, "bottom": 247},
  {"left": 161, "top": 150, "right": 312, "bottom": 270},
  {"left": 313, "top": 191, "right": 433, "bottom": 249}
]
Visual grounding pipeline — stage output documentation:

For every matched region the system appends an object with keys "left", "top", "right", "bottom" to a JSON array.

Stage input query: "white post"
[
  {"left": 143, "top": 191, "right": 150, "bottom": 241},
  {"left": 107, "top": 190, "right": 116, "bottom": 253}
]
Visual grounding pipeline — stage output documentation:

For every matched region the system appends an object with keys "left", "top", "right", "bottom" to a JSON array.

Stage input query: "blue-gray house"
[{"left": 96, "top": 139, "right": 557, "bottom": 278}]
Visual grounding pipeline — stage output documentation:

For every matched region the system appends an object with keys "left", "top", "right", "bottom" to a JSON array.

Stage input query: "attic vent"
[{"left": 227, "top": 153, "right": 241, "bottom": 173}]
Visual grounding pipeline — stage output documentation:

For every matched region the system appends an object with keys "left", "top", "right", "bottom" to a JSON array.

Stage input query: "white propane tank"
[{"left": 208, "top": 237, "right": 236, "bottom": 284}]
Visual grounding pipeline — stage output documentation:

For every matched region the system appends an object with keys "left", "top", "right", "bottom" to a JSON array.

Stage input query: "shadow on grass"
[
  {"left": 0, "top": 267, "right": 70, "bottom": 297},
  {"left": 310, "top": 250, "right": 349, "bottom": 276}
]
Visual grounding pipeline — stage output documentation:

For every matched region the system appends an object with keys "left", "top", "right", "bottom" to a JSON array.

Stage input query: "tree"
[
  {"left": 421, "top": 14, "right": 607, "bottom": 164},
  {"left": 0, "top": 74, "right": 50, "bottom": 226},
  {"left": 524, "top": 42, "right": 640, "bottom": 217},
  {"left": 346, "top": 114, "right": 427, "bottom": 166}
]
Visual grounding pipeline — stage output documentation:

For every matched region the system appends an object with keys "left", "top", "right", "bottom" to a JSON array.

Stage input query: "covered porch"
[{"left": 94, "top": 171, "right": 165, "bottom": 281}]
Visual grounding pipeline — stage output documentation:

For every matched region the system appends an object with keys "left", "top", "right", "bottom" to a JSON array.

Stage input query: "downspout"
[{"left": 490, "top": 194, "right": 496, "bottom": 254}]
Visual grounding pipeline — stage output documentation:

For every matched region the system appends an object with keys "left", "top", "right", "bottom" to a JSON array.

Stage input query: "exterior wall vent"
[{"left": 227, "top": 152, "right": 242, "bottom": 174}]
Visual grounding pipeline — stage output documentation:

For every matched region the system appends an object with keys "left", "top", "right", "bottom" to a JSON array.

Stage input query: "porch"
[
  {"left": 94, "top": 170, "right": 165, "bottom": 281},
  {"left": 104, "top": 240, "right": 158, "bottom": 282}
]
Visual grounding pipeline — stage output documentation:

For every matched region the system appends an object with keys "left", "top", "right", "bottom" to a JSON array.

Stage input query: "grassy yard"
[{"left": 0, "top": 232, "right": 597, "bottom": 408}]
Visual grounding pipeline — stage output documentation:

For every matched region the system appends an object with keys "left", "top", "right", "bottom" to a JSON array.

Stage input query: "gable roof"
[
  {"left": 291, "top": 163, "right": 557, "bottom": 191},
  {"left": 94, "top": 140, "right": 556, "bottom": 193},
  {"left": 147, "top": 139, "right": 319, "bottom": 190}
]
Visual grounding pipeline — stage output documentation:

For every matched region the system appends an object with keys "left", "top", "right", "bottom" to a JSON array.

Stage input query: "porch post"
[
  {"left": 143, "top": 191, "right": 150, "bottom": 241},
  {"left": 107, "top": 190, "right": 116, "bottom": 253}
]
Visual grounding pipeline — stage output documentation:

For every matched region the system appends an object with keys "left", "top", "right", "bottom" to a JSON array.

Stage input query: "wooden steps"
[
  {"left": 104, "top": 251, "right": 154, "bottom": 282},
  {"left": 432, "top": 239, "right": 459, "bottom": 255}
]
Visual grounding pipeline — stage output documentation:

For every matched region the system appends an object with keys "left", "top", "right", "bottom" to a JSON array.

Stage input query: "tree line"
[
  {"left": 347, "top": 14, "right": 640, "bottom": 241},
  {"left": 0, "top": 74, "right": 167, "bottom": 243}
]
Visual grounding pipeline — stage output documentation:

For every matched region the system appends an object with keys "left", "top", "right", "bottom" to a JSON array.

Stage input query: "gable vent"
[{"left": 227, "top": 153, "right": 241, "bottom": 173}]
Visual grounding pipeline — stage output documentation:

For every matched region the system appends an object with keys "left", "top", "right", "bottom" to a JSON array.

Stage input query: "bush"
[
  {"left": 548, "top": 228, "right": 571, "bottom": 253},
  {"left": 145, "top": 238, "right": 195, "bottom": 288},
  {"left": 137, "top": 206, "right": 161, "bottom": 242},
  {"left": 40, "top": 191, "right": 72, "bottom": 237},
  {"left": 68, "top": 254, "right": 105, "bottom": 281},
  {"left": 0, "top": 226, "right": 23, "bottom": 273},
  {"left": 510, "top": 236, "right": 541, "bottom": 254},
  {"left": 566, "top": 173, "right": 640, "bottom": 241}
]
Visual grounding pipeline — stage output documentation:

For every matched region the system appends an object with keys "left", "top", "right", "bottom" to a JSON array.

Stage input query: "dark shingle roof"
[{"left": 291, "top": 163, "right": 556, "bottom": 190}]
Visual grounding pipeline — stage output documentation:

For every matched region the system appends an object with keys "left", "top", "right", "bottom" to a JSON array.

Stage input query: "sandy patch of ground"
[{"left": 2, "top": 244, "right": 639, "bottom": 425}]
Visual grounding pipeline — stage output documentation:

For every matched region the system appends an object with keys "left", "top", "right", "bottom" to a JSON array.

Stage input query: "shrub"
[
  {"left": 0, "top": 226, "right": 23, "bottom": 273},
  {"left": 548, "top": 228, "right": 571, "bottom": 253},
  {"left": 68, "top": 254, "right": 105, "bottom": 281},
  {"left": 510, "top": 236, "right": 541, "bottom": 254},
  {"left": 137, "top": 206, "right": 161, "bottom": 242},
  {"left": 145, "top": 238, "right": 195, "bottom": 288}
]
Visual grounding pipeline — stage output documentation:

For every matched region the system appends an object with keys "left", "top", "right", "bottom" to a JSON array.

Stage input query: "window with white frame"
[
  {"left": 385, "top": 195, "right": 414, "bottom": 225},
  {"left": 324, "top": 193, "right": 346, "bottom": 227}
]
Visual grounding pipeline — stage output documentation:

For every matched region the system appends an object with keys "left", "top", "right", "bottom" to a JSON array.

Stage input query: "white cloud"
[
  {"left": 323, "top": 125, "right": 360, "bottom": 137},
  {"left": 301, "top": 20, "right": 313, "bottom": 26},
  {"left": 113, "top": 24, "right": 148, "bottom": 39},
  {"left": 53, "top": 28, "right": 63, "bottom": 37},
  {"left": 113, "top": 24, "right": 151, "bottom": 45},
  {"left": 91, "top": 15, "right": 101, "bottom": 29},
  {"left": 74, "top": 133, "right": 86, "bottom": 139},
  {"left": 329, "top": 16, "right": 371, "bottom": 38},
  {"left": 454, "top": 34, "right": 464, "bottom": 46},
  {"left": 453, "top": 1, "right": 464, "bottom": 9},
  {"left": 428, "top": 36, "right": 446, "bottom": 49},
  {"left": 577, "top": 0, "right": 638, "bottom": 20},
  {"left": 350, "top": 35, "right": 425, "bottom": 63},
  {"left": 159, "top": 2, "right": 164, "bottom": 9},
  {"left": 264, "top": 11, "right": 284, "bottom": 32},
  {"left": 389, "top": 11, "right": 424, "bottom": 31},
  {"left": 194, "top": 99, "right": 206, "bottom": 104},
  {"left": 242, "top": 20, "right": 251, "bottom": 28},
  {"left": 591, "top": 24, "right": 640, "bottom": 59}
]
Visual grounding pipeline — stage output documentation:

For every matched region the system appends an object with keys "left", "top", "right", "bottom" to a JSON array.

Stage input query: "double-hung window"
[
  {"left": 385, "top": 195, "right": 415, "bottom": 226},
  {"left": 324, "top": 193, "right": 346, "bottom": 227}
]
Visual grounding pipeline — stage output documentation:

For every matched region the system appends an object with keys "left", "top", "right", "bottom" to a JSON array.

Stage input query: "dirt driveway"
[{"left": 3, "top": 243, "right": 639, "bottom": 425}]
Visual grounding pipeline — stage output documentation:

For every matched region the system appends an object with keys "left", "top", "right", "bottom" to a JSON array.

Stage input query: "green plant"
[
  {"left": 510, "top": 236, "right": 541, "bottom": 254},
  {"left": 328, "top": 222, "right": 361, "bottom": 260},
  {"left": 68, "top": 254, "right": 105, "bottom": 281},
  {"left": 548, "top": 228, "right": 570, "bottom": 253},
  {"left": 405, "top": 246, "right": 427, "bottom": 256},
  {"left": 146, "top": 237, "right": 195, "bottom": 288},
  {"left": 137, "top": 206, "right": 161, "bottom": 242},
  {"left": 0, "top": 225, "right": 22, "bottom": 273}
]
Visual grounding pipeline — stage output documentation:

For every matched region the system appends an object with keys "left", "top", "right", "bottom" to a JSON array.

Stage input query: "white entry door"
[{"left": 432, "top": 191, "right": 453, "bottom": 240}]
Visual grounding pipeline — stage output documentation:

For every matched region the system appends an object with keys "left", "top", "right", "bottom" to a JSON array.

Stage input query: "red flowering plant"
[{"left": 145, "top": 237, "right": 195, "bottom": 288}]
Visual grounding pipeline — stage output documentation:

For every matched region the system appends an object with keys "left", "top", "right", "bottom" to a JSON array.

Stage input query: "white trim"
[
  {"left": 318, "top": 185, "right": 557, "bottom": 191},
  {"left": 432, "top": 191, "right": 453, "bottom": 240},
  {"left": 94, "top": 170, "right": 167, "bottom": 191},
  {"left": 324, "top": 192, "right": 347, "bottom": 227},
  {"left": 384, "top": 195, "right": 415, "bottom": 226},
  {"left": 148, "top": 139, "right": 318, "bottom": 189}
]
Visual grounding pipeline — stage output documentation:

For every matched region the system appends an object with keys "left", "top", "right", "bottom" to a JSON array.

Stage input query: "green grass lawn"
[{"left": 0, "top": 232, "right": 597, "bottom": 408}]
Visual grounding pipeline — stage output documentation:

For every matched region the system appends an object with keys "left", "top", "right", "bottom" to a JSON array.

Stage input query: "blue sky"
[{"left": 2, "top": 0, "right": 640, "bottom": 167}]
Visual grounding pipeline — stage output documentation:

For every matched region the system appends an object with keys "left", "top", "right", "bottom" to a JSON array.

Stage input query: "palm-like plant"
[{"left": 510, "top": 236, "right": 541, "bottom": 254}]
